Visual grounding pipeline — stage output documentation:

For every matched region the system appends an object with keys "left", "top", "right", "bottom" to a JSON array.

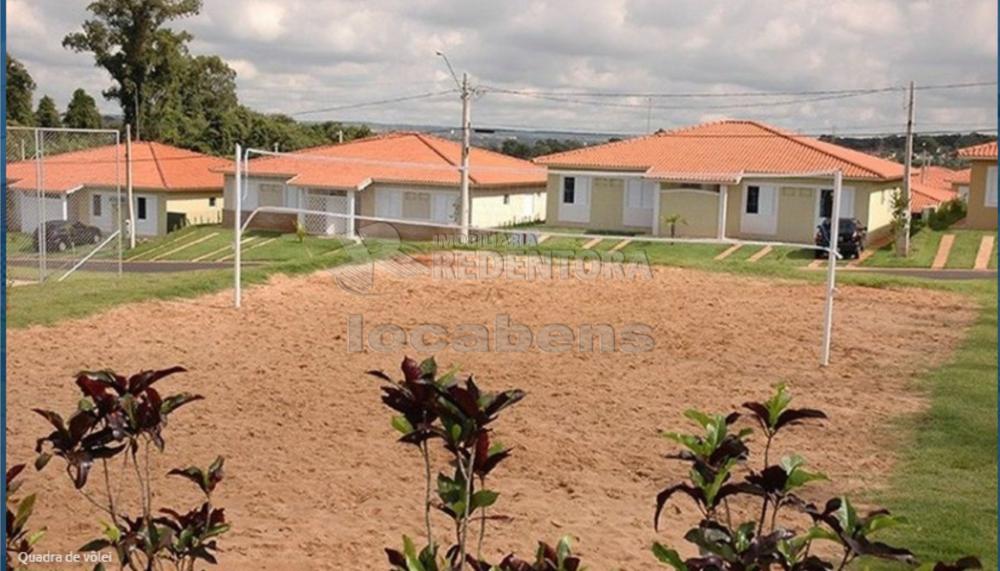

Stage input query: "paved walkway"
[
  {"left": 747, "top": 245, "right": 772, "bottom": 262},
  {"left": 581, "top": 237, "right": 603, "bottom": 250},
  {"left": 930, "top": 234, "right": 955, "bottom": 270},
  {"left": 610, "top": 239, "right": 632, "bottom": 252},
  {"left": 974, "top": 235, "right": 995, "bottom": 270},
  {"left": 714, "top": 244, "right": 742, "bottom": 260}
]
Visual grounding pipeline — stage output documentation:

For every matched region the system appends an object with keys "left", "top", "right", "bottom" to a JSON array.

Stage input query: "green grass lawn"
[
  {"left": 863, "top": 228, "right": 999, "bottom": 270},
  {"left": 863, "top": 227, "right": 943, "bottom": 268},
  {"left": 875, "top": 283, "right": 997, "bottom": 568},
  {"left": 945, "top": 230, "right": 997, "bottom": 269}
]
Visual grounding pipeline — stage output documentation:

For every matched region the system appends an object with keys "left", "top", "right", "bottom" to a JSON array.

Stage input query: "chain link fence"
[{"left": 5, "top": 127, "right": 123, "bottom": 284}]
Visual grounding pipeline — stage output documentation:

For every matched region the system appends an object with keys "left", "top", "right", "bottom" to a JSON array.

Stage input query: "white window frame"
[
  {"left": 558, "top": 175, "right": 590, "bottom": 223},
  {"left": 985, "top": 166, "right": 997, "bottom": 208}
]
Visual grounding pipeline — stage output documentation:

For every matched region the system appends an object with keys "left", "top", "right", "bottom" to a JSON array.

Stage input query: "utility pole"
[
  {"left": 126, "top": 124, "right": 136, "bottom": 249},
  {"left": 459, "top": 72, "right": 472, "bottom": 243},
  {"left": 897, "top": 81, "right": 915, "bottom": 257},
  {"left": 437, "top": 51, "right": 472, "bottom": 243},
  {"left": 133, "top": 89, "right": 141, "bottom": 142}
]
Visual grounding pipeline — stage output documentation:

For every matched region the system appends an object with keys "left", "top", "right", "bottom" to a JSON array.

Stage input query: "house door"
[
  {"left": 816, "top": 187, "right": 855, "bottom": 226},
  {"left": 740, "top": 184, "right": 778, "bottom": 235},
  {"left": 622, "top": 179, "right": 656, "bottom": 227},
  {"left": 304, "top": 191, "right": 349, "bottom": 235}
]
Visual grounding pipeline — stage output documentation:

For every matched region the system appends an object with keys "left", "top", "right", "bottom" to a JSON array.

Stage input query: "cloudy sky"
[{"left": 7, "top": 0, "right": 998, "bottom": 136}]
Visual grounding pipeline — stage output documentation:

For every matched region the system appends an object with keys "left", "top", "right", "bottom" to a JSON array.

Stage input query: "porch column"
[
  {"left": 651, "top": 184, "right": 661, "bottom": 236},
  {"left": 347, "top": 190, "right": 357, "bottom": 238},
  {"left": 61, "top": 195, "right": 69, "bottom": 221},
  {"left": 717, "top": 185, "right": 728, "bottom": 240}
]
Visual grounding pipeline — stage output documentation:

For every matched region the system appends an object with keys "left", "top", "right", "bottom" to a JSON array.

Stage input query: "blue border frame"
[{"left": 2, "top": 0, "right": 10, "bottom": 566}]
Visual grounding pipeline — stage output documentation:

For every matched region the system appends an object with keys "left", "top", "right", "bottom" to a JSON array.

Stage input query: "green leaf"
[
  {"left": 100, "top": 520, "right": 121, "bottom": 543},
  {"left": 471, "top": 490, "right": 499, "bottom": 511},
  {"left": 14, "top": 493, "right": 37, "bottom": 530},
  {"left": 34, "top": 452, "right": 52, "bottom": 471},
  {"left": 391, "top": 415, "right": 414, "bottom": 435},
  {"left": 27, "top": 529, "right": 46, "bottom": 547},
  {"left": 864, "top": 513, "right": 906, "bottom": 535},
  {"left": 652, "top": 543, "right": 688, "bottom": 571},
  {"left": 683, "top": 409, "right": 714, "bottom": 429},
  {"left": 402, "top": 535, "right": 426, "bottom": 571}
]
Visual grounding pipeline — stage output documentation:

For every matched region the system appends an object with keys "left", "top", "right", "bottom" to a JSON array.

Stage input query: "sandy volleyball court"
[{"left": 6, "top": 261, "right": 976, "bottom": 569}]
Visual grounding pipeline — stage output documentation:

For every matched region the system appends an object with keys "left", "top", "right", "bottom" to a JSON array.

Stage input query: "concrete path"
[
  {"left": 581, "top": 237, "right": 603, "bottom": 250},
  {"left": 150, "top": 232, "right": 219, "bottom": 261},
  {"left": 714, "top": 244, "right": 742, "bottom": 260},
  {"left": 930, "top": 234, "right": 955, "bottom": 270},
  {"left": 610, "top": 239, "right": 632, "bottom": 252},
  {"left": 218, "top": 237, "right": 277, "bottom": 262},
  {"left": 192, "top": 236, "right": 256, "bottom": 262},
  {"left": 847, "top": 249, "right": 875, "bottom": 267},
  {"left": 747, "top": 245, "right": 772, "bottom": 262},
  {"left": 974, "top": 235, "right": 995, "bottom": 270},
  {"left": 536, "top": 234, "right": 549, "bottom": 245}
]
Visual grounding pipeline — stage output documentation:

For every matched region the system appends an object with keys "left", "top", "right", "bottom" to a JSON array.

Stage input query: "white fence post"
[
  {"left": 820, "top": 170, "right": 843, "bottom": 366},
  {"left": 234, "top": 143, "right": 242, "bottom": 309}
]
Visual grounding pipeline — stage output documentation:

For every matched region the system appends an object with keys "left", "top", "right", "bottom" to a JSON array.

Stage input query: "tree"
[
  {"left": 63, "top": 88, "right": 103, "bottom": 129},
  {"left": 35, "top": 95, "right": 61, "bottom": 128},
  {"left": 6, "top": 54, "right": 36, "bottom": 125},
  {"left": 63, "top": 0, "right": 202, "bottom": 139}
]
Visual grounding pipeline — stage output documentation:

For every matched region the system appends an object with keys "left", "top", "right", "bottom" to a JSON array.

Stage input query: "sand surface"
[{"left": 6, "top": 260, "right": 976, "bottom": 569}]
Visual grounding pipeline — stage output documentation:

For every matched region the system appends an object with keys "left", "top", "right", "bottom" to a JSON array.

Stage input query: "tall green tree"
[
  {"left": 6, "top": 54, "right": 36, "bottom": 125},
  {"left": 63, "top": 88, "right": 103, "bottom": 129},
  {"left": 35, "top": 95, "right": 62, "bottom": 128},
  {"left": 62, "top": 0, "right": 202, "bottom": 139}
]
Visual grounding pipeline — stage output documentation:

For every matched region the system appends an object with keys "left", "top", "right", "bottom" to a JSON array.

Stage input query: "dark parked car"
[
  {"left": 33, "top": 220, "right": 103, "bottom": 253},
  {"left": 814, "top": 217, "right": 866, "bottom": 259}
]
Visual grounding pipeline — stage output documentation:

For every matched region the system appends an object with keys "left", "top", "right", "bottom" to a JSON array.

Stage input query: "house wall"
[
  {"left": 658, "top": 189, "right": 719, "bottom": 237},
  {"left": 471, "top": 188, "right": 545, "bottom": 227},
  {"left": 965, "top": 159, "right": 998, "bottom": 229},
  {"left": 544, "top": 172, "right": 651, "bottom": 231},
  {"left": 167, "top": 192, "right": 224, "bottom": 226}
]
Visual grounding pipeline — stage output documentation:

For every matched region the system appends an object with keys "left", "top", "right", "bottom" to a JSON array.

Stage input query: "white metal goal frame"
[
  {"left": 232, "top": 144, "right": 845, "bottom": 366},
  {"left": 5, "top": 126, "right": 125, "bottom": 283}
]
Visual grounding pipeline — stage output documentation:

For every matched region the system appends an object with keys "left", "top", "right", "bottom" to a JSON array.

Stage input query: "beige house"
[
  {"left": 222, "top": 132, "right": 546, "bottom": 240},
  {"left": 956, "top": 141, "right": 997, "bottom": 229},
  {"left": 535, "top": 120, "right": 906, "bottom": 244},
  {"left": 6, "top": 141, "right": 229, "bottom": 237}
]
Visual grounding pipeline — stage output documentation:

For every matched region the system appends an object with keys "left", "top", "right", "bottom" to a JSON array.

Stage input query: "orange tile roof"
[
  {"left": 949, "top": 168, "right": 971, "bottom": 185},
  {"left": 910, "top": 181, "right": 957, "bottom": 212},
  {"left": 6, "top": 141, "right": 231, "bottom": 193},
  {"left": 957, "top": 141, "right": 998, "bottom": 159},
  {"left": 535, "top": 120, "right": 905, "bottom": 182},
  {"left": 239, "top": 132, "right": 545, "bottom": 190}
]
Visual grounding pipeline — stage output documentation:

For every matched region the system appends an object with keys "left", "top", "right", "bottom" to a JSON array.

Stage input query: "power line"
[
  {"left": 289, "top": 90, "right": 457, "bottom": 117},
  {"left": 481, "top": 80, "right": 996, "bottom": 99},
  {"left": 484, "top": 89, "right": 892, "bottom": 111}
]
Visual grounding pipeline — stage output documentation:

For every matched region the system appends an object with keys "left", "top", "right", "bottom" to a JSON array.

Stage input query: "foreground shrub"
[
  {"left": 32, "top": 367, "right": 229, "bottom": 570},
  {"left": 6, "top": 464, "right": 45, "bottom": 571},
  {"left": 371, "top": 357, "right": 585, "bottom": 571},
  {"left": 651, "top": 384, "right": 980, "bottom": 571}
]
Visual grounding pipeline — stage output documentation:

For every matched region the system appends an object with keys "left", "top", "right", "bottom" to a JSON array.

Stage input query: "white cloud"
[{"left": 6, "top": 0, "right": 997, "bottom": 135}]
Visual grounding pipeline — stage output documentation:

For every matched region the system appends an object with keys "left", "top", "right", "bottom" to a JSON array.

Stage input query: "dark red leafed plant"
[
  {"left": 651, "top": 383, "right": 980, "bottom": 571},
  {"left": 31, "top": 367, "right": 230, "bottom": 571},
  {"left": 370, "top": 357, "right": 587, "bottom": 571},
  {"left": 6, "top": 464, "right": 45, "bottom": 571}
]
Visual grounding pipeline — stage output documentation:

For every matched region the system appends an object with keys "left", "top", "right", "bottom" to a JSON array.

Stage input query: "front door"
[
  {"left": 740, "top": 184, "right": 778, "bottom": 235},
  {"left": 622, "top": 179, "right": 656, "bottom": 227}
]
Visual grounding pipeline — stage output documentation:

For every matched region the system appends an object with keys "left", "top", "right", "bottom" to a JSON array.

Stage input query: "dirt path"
[{"left": 6, "top": 264, "right": 975, "bottom": 569}]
